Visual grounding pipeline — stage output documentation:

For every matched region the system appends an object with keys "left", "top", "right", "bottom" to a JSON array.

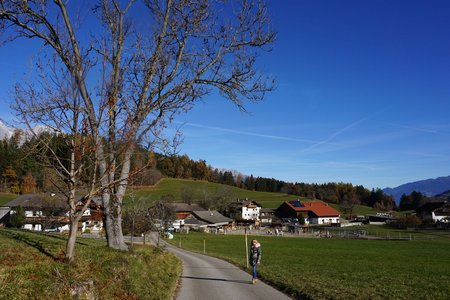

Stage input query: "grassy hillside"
[
  {"left": 0, "top": 229, "right": 181, "bottom": 300},
  {"left": 0, "top": 192, "right": 16, "bottom": 205},
  {"left": 130, "top": 178, "right": 378, "bottom": 216},
  {"left": 131, "top": 178, "right": 299, "bottom": 208},
  {"left": 168, "top": 232, "right": 450, "bottom": 300},
  {"left": 1, "top": 178, "right": 378, "bottom": 215}
]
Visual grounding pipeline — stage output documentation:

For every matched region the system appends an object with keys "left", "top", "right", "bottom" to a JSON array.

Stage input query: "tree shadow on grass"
[
  {"left": 41, "top": 232, "right": 92, "bottom": 246},
  {"left": 1, "top": 230, "right": 59, "bottom": 260}
]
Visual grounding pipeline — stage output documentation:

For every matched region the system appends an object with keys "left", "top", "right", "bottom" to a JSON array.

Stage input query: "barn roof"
[{"left": 285, "top": 200, "right": 340, "bottom": 217}]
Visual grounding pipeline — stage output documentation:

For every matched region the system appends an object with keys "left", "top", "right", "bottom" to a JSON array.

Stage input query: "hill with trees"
[{"left": 0, "top": 132, "right": 397, "bottom": 214}]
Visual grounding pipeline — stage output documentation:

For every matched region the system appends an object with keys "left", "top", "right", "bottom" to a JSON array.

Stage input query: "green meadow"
[
  {"left": 0, "top": 229, "right": 181, "bottom": 300},
  {"left": 0, "top": 192, "right": 16, "bottom": 206},
  {"left": 131, "top": 178, "right": 296, "bottom": 208},
  {"left": 168, "top": 231, "right": 450, "bottom": 300}
]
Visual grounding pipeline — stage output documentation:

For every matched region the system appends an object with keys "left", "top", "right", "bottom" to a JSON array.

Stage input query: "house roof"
[
  {"left": 230, "top": 199, "right": 262, "bottom": 209},
  {"left": 242, "top": 200, "right": 261, "bottom": 207},
  {"left": 285, "top": 200, "right": 340, "bottom": 217},
  {"left": 165, "top": 202, "right": 206, "bottom": 212},
  {"left": 3, "top": 194, "right": 102, "bottom": 210},
  {"left": 191, "top": 210, "right": 232, "bottom": 225},
  {"left": 3, "top": 194, "right": 68, "bottom": 209},
  {"left": 184, "top": 215, "right": 208, "bottom": 226}
]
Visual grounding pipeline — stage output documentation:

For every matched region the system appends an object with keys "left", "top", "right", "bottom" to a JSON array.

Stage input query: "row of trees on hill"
[
  {"left": 1, "top": 132, "right": 44, "bottom": 194},
  {"left": 399, "top": 191, "right": 428, "bottom": 211},
  {"left": 1, "top": 132, "right": 431, "bottom": 214},
  {"left": 152, "top": 153, "right": 397, "bottom": 211}
]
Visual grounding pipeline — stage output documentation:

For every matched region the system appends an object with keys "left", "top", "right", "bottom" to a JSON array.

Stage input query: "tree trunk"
[
  {"left": 65, "top": 219, "right": 79, "bottom": 263},
  {"left": 103, "top": 192, "right": 128, "bottom": 251},
  {"left": 103, "top": 148, "right": 134, "bottom": 251}
]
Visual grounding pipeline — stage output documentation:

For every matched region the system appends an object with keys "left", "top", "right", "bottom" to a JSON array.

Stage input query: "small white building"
[
  {"left": 416, "top": 201, "right": 450, "bottom": 223},
  {"left": 230, "top": 200, "right": 261, "bottom": 221}
]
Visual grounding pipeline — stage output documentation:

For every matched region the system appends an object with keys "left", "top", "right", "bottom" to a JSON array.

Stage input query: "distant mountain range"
[
  {"left": 383, "top": 175, "right": 450, "bottom": 203},
  {"left": 0, "top": 120, "right": 14, "bottom": 140},
  {"left": 0, "top": 120, "right": 49, "bottom": 141}
]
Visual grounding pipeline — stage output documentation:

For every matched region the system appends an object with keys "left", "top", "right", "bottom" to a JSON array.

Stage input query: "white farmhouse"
[{"left": 229, "top": 199, "right": 261, "bottom": 221}]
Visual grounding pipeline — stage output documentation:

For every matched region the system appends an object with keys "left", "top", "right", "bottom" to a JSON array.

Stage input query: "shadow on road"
[{"left": 182, "top": 276, "right": 252, "bottom": 285}]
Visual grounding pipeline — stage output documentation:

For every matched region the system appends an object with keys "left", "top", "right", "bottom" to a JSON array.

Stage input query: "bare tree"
[
  {"left": 1, "top": 0, "right": 275, "bottom": 251},
  {"left": 122, "top": 187, "right": 152, "bottom": 247},
  {"left": 148, "top": 198, "right": 176, "bottom": 245},
  {"left": 12, "top": 62, "right": 99, "bottom": 262}
]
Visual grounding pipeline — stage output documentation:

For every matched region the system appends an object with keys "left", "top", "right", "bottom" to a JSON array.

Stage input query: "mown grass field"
[
  {"left": 0, "top": 192, "right": 16, "bottom": 205},
  {"left": 0, "top": 229, "right": 181, "bottom": 300},
  {"left": 130, "top": 178, "right": 378, "bottom": 216},
  {"left": 168, "top": 231, "right": 450, "bottom": 300}
]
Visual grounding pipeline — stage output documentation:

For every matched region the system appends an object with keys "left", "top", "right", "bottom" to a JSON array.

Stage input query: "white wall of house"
[
  {"left": 24, "top": 210, "right": 42, "bottom": 217},
  {"left": 172, "top": 219, "right": 184, "bottom": 229},
  {"left": 59, "top": 224, "right": 70, "bottom": 232},
  {"left": 309, "top": 217, "right": 340, "bottom": 225},
  {"left": 260, "top": 216, "right": 272, "bottom": 223},
  {"left": 432, "top": 212, "right": 448, "bottom": 223},
  {"left": 23, "top": 223, "right": 42, "bottom": 231},
  {"left": 241, "top": 206, "right": 261, "bottom": 220}
]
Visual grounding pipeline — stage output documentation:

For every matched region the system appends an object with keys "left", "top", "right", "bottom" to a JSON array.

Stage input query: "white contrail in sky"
[
  {"left": 302, "top": 118, "right": 367, "bottom": 153},
  {"left": 174, "top": 121, "right": 329, "bottom": 144},
  {"left": 387, "top": 122, "right": 438, "bottom": 134}
]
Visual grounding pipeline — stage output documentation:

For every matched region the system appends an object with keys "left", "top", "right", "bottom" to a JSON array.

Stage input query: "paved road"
[{"left": 163, "top": 242, "right": 292, "bottom": 300}]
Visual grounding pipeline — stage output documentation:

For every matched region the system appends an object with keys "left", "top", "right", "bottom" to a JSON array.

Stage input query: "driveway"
[{"left": 164, "top": 242, "right": 292, "bottom": 300}]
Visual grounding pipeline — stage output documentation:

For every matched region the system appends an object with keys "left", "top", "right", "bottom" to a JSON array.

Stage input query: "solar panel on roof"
[{"left": 289, "top": 200, "right": 304, "bottom": 207}]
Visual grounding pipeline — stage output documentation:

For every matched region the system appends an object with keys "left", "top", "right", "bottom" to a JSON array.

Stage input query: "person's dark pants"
[{"left": 252, "top": 264, "right": 257, "bottom": 279}]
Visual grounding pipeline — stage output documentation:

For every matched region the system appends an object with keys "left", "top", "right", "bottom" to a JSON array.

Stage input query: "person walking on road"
[{"left": 249, "top": 239, "right": 262, "bottom": 284}]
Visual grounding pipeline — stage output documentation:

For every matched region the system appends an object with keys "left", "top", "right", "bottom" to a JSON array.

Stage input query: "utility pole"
[{"left": 245, "top": 226, "right": 249, "bottom": 269}]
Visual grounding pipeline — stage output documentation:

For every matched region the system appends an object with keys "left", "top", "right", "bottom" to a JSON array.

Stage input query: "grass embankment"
[
  {"left": 0, "top": 229, "right": 181, "bottom": 300},
  {"left": 168, "top": 231, "right": 450, "bottom": 300}
]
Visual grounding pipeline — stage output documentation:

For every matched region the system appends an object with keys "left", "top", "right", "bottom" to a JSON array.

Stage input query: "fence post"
[{"left": 245, "top": 227, "right": 249, "bottom": 269}]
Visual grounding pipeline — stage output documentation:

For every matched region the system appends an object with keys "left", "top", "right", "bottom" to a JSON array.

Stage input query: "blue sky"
[{"left": 1, "top": 1, "right": 450, "bottom": 189}]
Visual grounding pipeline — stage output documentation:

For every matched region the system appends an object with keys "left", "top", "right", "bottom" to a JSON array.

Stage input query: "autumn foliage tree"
[{"left": 20, "top": 173, "right": 37, "bottom": 194}]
